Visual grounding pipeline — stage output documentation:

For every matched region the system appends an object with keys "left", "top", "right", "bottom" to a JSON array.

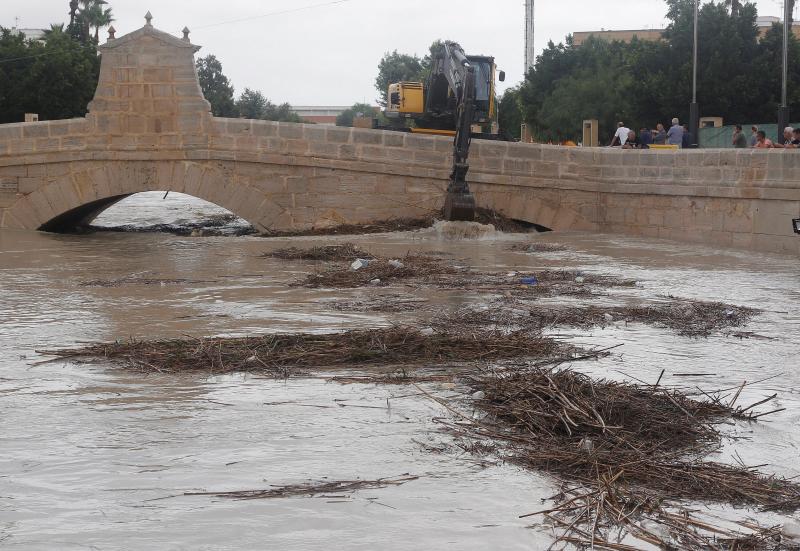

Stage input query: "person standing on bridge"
[
  {"left": 667, "top": 118, "right": 684, "bottom": 147},
  {"left": 732, "top": 125, "right": 748, "bottom": 148},
  {"left": 748, "top": 126, "right": 759, "bottom": 147},
  {"left": 653, "top": 123, "right": 667, "bottom": 145}
]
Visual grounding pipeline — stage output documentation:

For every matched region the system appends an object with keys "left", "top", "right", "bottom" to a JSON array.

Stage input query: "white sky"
[{"left": 3, "top": 0, "right": 792, "bottom": 106}]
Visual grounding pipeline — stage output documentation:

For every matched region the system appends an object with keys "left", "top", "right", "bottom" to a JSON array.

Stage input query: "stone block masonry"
[{"left": 0, "top": 15, "right": 798, "bottom": 255}]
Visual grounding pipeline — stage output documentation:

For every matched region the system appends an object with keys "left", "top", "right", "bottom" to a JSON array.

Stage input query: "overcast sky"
[{"left": 4, "top": 0, "right": 791, "bottom": 106}]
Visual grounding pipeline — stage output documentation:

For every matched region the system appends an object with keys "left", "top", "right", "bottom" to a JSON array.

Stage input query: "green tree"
[
  {"left": 0, "top": 25, "right": 99, "bottom": 122},
  {"left": 235, "top": 88, "right": 268, "bottom": 119},
  {"left": 196, "top": 55, "right": 236, "bottom": 117},
  {"left": 263, "top": 102, "right": 302, "bottom": 123},
  {"left": 498, "top": 87, "right": 523, "bottom": 140},
  {"left": 375, "top": 50, "right": 423, "bottom": 106},
  {"left": 752, "top": 22, "right": 800, "bottom": 123},
  {"left": 516, "top": 0, "right": 773, "bottom": 142},
  {"left": 234, "top": 88, "right": 302, "bottom": 122},
  {"left": 336, "top": 102, "right": 377, "bottom": 126}
]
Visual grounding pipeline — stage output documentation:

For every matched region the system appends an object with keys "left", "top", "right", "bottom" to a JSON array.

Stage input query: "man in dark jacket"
[
  {"left": 681, "top": 124, "right": 692, "bottom": 149},
  {"left": 639, "top": 127, "right": 653, "bottom": 149},
  {"left": 732, "top": 125, "right": 748, "bottom": 148}
]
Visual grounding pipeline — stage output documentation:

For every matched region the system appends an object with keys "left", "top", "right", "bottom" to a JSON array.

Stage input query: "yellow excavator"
[{"left": 383, "top": 42, "right": 505, "bottom": 221}]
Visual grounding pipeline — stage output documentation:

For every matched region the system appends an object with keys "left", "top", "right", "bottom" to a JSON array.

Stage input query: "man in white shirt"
[{"left": 612, "top": 122, "right": 631, "bottom": 146}]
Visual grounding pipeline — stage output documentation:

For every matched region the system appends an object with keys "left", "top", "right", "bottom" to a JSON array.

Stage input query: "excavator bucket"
[
  {"left": 444, "top": 158, "right": 476, "bottom": 221},
  {"left": 444, "top": 190, "right": 476, "bottom": 221}
]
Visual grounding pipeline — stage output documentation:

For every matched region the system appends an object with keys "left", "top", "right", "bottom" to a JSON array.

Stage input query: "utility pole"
[
  {"left": 525, "top": 0, "right": 535, "bottom": 75},
  {"left": 689, "top": 0, "right": 700, "bottom": 148},
  {"left": 778, "top": 0, "right": 791, "bottom": 142}
]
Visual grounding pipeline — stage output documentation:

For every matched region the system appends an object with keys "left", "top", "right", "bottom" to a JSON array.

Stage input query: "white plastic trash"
[
  {"left": 471, "top": 390, "right": 486, "bottom": 400},
  {"left": 603, "top": 313, "right": 614, "bottom": 322},
  {"left": 575, "top": 276, "right": 585, "bottom": 284},
  {"left": 369, "top": 278, "right": 381, "bottom": 285},
  {"left": 389, "top": 259, "right": 405, "bottom": 269},
  {"left": 350, "top": 259, "right": 370, "bottom": 271},
  {"left": 420, "top": 327, "right": 435, "bottom": 336}
]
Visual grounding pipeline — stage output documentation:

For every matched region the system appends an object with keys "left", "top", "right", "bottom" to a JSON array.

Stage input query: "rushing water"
[{"left": 2, "top": 192, "right": 800, "bottom": 549}]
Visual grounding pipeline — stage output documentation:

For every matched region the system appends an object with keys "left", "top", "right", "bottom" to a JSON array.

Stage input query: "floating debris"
[
  {"left": 298, "top": 254, "right": 456, "bottom": 288},
  {"left": 186, "top": 474, "right": 419, "bottom": 500},
  {"left": 327, "top": 294, "right": 430, "bottom": 313},
  {"left": 258, "top": 208, "right": 534, "bottom": 238},
  {"left": 429, "top": 366, "right": 800, "bottom": 549},
  {"left": 507, "top": 242, "right": 569, "bottom": 253},
  {"left": 37, "top": 327, "right": 573, "bottom": 376},
  {"left": 264, "top": 243, "right": 374, "bottom": 261},
  {"left": 434, "top": 298, "right": 757, "bottom": 337},
  {"left": 80, "top": 276, "right": 194, "bottom": 288}
]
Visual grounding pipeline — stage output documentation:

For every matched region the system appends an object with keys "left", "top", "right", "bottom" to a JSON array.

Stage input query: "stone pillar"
[{"left": 86, "top": 13, "right": 212, "bottom": 141}]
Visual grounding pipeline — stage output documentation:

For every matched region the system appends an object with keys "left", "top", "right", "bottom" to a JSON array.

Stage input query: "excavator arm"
[{"left": 438, "top": 43, "right": 477, "bottom": 221}]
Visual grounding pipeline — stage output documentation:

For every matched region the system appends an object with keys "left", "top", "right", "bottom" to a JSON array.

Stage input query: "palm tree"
[
  {"left": 43, "top": 23, "right": 66, "bottom": 40},
  {"left": 75, "top": 0, "right": 114, "bottom": 44}
]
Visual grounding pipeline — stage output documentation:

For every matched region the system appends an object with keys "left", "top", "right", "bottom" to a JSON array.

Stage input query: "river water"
[{"left": 1, "top": 192, "right": 799, "bottom": 549}]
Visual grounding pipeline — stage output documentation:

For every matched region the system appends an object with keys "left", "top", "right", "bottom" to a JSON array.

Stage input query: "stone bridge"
[{"left": 0, "top": 16, "right": 798, "bottom": 254}]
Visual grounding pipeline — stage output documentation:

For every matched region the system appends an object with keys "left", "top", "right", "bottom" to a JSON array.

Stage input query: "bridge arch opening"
[{"left": 42, "top": 192, "right": 255, "bottom": 236}]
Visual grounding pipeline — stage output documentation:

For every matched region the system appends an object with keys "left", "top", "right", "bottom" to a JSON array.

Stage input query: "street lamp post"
[
  {"left": 689, "top": 0, "right": 700, "bottom": 148},
  {"left": 778, "top": 0, "right": 791, "bottom": 142}
]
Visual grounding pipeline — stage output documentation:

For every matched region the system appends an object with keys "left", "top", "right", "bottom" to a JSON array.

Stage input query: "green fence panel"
[{"left": 699, "top": 123, "right": 800, "bottom": 148}]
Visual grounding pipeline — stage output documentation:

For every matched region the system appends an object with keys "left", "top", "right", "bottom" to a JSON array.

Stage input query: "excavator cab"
[{"left": 384, "top": 50, "right": 504, "bottom": 137}]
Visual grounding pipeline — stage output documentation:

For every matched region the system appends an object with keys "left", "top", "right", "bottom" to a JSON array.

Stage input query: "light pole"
[
  {"left": 689, "top": 0, "right": 700, "bottom": 148},
  {"left": 778, "top": 0, "right": 791, "bottom": 142}
]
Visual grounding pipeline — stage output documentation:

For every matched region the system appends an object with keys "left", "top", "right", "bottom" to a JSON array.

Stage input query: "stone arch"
[
  {"left": 473, "top": 186, "right": 597, "bottom": 232},
  {"left": 3, "top": 160, "right": 287, "bottom": 233}
]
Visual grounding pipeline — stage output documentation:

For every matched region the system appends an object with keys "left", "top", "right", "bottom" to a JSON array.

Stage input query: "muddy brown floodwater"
[{"left": 2, "top": 192, "right": 800, "bottom": 549}]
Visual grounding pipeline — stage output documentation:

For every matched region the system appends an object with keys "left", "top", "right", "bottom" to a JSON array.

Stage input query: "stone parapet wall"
[{"left": 1, "top": 120, "right": 799, "bottom": 254}]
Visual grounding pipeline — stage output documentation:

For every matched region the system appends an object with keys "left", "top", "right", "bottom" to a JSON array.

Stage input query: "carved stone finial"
[
  {"left": 182, "top": 26, "right": 190, "bottom": 41},
  {"left": 107, "top": 25, "right": 116, "bottom": 40},
  {"left": 145, "top": 11, "right": 153, "bottom": 27}
]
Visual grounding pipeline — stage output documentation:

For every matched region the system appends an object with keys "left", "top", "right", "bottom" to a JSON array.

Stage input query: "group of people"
[
  {"left": 610, "top": 119, "right": 690, "bottom": 149},
  {"left": 611, "top": 120, "right": 800, "bottom": 149},
  {"left": 732, "top": 125, "right": 800, "bottom": 148}
]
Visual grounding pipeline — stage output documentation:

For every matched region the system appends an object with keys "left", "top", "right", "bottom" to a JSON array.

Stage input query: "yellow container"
[{"left": 649, "top": 144, "right": 679, "bottom": 150}]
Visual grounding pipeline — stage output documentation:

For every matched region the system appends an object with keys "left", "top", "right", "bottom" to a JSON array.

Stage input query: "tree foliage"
[
  {"left": 71, "top": 0, "right": 114, "bottom": 45},
  {"left": 498, "top": 86, "right": 523, "bottom": 139},
  {"left": 234, "top": 88, "right": 302, "bottom": 122},
  {"left": 335, "top": 102, "right": 379, "bottom": 127},
  {"left": 0, "top": 26, "right": 100, "bottom": 123},
  {"left": 519, "top": 0, "right": 800, "bottom": 142},
  {"left": 375, "top": 50, "right": 424, "bottom": 106},
  {"left": 196, "top": 55, "right": 236, "bottom": 117}
]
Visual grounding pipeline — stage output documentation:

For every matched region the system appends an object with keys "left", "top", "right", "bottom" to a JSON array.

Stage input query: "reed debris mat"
[
  {"left": 300, "top": 255, "right": 456, "bottom": 288},
  {"left": 434, "top": 367, "right": 799, "bottom": 549},
  {"left": 265, "top": 243, "right": 374, "bottom": 261},
  {"left": 185, "top": 474, "right": 418, "bottom": 500},
  {"left": 327, "top": 294, "right": 430, "bottom": 312},
  {"left": 38, "top": 327, "right": 570, "bottom": 375},
  {"left": 507, "top": 242, "right": 569, "bottom": 253},
  {"left": 435, "top": 298, "right": 756, "bottom": 337},
  {"left": 294, "top": 249, "right": 635, "bottom": 293},
  {"left": 257, "top": 208, "right": 534, "bottom": 238}
]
